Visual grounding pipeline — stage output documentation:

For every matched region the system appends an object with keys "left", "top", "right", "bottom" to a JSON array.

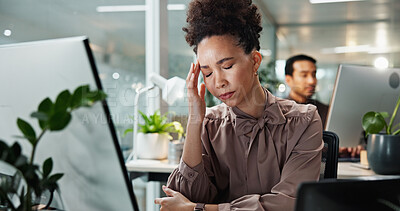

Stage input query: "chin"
[
  {"left": 221, "top": 98, "right": 238, "bottom": 107},
  {"left": 305, "top": 93, "right": 315, "bottom": 98},
  {"left": 224, "top": 102, "right": 237, "bottom": 107}
]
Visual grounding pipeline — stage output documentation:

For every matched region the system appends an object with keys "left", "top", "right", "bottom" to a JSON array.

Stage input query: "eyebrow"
[
  {"left": 200, "top": 57, "right": 234, "bottom": 69},
  {"left": 298, "top": 69, "right": 316, "bottom": 73}
]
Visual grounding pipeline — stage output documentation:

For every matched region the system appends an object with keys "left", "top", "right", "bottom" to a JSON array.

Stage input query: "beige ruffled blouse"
[{"left": 167, "top": 90, "right": 324, "bottom": 211}]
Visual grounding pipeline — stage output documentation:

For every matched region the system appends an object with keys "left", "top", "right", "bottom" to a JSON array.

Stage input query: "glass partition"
[{"left": 0, "top": 0, "right": 147, "bottom": 157}]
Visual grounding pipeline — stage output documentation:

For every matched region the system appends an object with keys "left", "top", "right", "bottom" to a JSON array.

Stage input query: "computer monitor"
[
  {"left": 0, "top": 37, "right": 139, "bottom": 210},
  {"left": 295, "top": 178, "right": 400, "bottom": 211},
  {"left": 326, "top": 64, "right": 400, "bottom": 147}
]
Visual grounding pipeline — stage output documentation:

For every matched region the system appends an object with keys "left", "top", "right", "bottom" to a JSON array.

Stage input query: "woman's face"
[{"left": 197, "top": 35, "right": 261, "bottom": 108}]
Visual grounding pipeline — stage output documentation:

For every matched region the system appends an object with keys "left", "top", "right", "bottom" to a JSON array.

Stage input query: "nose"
[
  {"left": 215, "top": 70, "right": 227, "bottom": 89},
  {"left": 307, "top": 75, "right": 317, "bottom": 85}
]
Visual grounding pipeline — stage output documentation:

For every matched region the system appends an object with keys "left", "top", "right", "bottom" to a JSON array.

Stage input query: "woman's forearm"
[{"left": 182, "top": 121, "right": 203, "bottom": 168}]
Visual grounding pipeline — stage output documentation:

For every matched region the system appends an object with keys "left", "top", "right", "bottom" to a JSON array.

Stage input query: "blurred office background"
[{"left": 1, "top": 0, "right": 399, "bottom": 209}]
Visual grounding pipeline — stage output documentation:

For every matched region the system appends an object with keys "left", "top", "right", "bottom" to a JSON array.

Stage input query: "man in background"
[
  {"left": 284, "top": 54, "right": 329, "bottom": 127},
  {"left": 285, "top": 54, "right": 363, "bottom": 158}
]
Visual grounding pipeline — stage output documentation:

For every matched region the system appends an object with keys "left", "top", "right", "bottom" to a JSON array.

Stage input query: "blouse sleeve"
[
  {"left": 166, "top": 157, "right": 218, "bottom": 203},
  {"left": 218, "top": 107, "right": 324, "bottom": 211},
  {"left": 166, "top": 118, "right": 218, "bottom": 203}
]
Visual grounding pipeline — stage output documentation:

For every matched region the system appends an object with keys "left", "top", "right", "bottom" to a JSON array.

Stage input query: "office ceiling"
[
  {"left": 0, "top": 0, "right": 399, "bottom": 67},
  {"left": 257, "top": 0, "right": 400, "bottom": 66}
]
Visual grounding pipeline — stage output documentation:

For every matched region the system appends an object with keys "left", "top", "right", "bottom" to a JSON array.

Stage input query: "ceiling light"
[
  {"left": 96, "top": 4, "right": 186, "bottom": 13},
  {"left": 3, "top": 29, "right": 11, "bottom": 36},
  {"left": 321, "top": 45, "right": 370, "bottom": 54},
  {"left": 374, "top": 57, "right": 389, "bottom": 69},
  {"left": 310, "top": 0, "right": 365, "bottom": 4},
  {"left": 112, "top": 72, "right": 120, "bottom": 80},
  {"left": 368, "top": 46, "right": 400, "bottom": 54},
  {"left": 322, "top": 45, "right": 398, "bottom": 55},
  {"left": 334, "top": 45, "right": 370, "bottom": 53}
]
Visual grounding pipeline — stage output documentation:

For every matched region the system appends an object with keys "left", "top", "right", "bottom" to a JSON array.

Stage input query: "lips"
[
  {"left": 219, "top": 91, "right": 235, "bottom": 100},
  {"left": 306, "top": 87, "right": 315, "bottom": 92}
]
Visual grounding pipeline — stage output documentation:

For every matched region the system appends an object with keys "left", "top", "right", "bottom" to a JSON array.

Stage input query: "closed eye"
[
  {"left": 223, "top": 65, "right": 233, "bottom": 70},
  {"left": 205, "top": 72, "right": 212, "bottom": 77}
]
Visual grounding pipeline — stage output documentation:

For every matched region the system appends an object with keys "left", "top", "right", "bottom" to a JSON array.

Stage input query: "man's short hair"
[{"left": 285, "top": 54, "right": 316, "bottom": 76}]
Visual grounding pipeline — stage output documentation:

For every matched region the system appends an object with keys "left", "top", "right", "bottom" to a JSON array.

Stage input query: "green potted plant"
[
  {"left": 362, "top": 94, "right": 400, "bottom": 175},
  {"left": 125, "top": 110, "right": 183, "bottom": 160},
  {"left": 0, "top": 85, "right": 106, "bottom": 210}
]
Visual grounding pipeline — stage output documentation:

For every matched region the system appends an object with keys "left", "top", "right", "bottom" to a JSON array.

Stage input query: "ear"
[
  {"left": 285, "top": 75, "right": 293, "bottom": 88},
  {"left": 251, "top": 51, "right": 262, "bottom": 73}
]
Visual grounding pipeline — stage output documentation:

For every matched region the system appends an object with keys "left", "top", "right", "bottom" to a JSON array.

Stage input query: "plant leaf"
[
  {"left": 42, "top": 158, "right": 53, "bottom": 178},
  {"left": 138, "top": 124, "right": 146, "bottom": 133},
  {"left": 160, "top": 122, "right": 174, "bottom": 132},
  {"left": 139, "top": 111, "right": 151, "bottom": 125},
  {"left": 37, "top": 98, "right": 54, "bottom": 129},
  {"left": 42, "top": 173, "right": 64, "bottom": 192},
  {"left": 31, "top": 111, "right": 49, "bottom": 121},
  {"left": 48, "top": 111, "right": 72, "bottom": 131},
  {"left": 391, "top": 122, "right": 400, "bottom": 132},
  {"left": 148, "top": 125, "right": 156, "bottom": 133},
  {"left": 87, "top": 90, "right": 107, "bottom": 103},
  {"left": 137, "top": 110, "right": 183, "bottom": 134},
  {"left": 38, "top": 98, "right": 53, "bottom": 114},
  {"left": 70, "top": 85, "right": 90, "bottom": 109},
  {"left": 393, "top": 128, "right": 400, "bottom": 135},
  {"left": 69, "top": 85, "right": 107, "bottom": 109},
  {"left": 54, "top": 89, "right": 72, "bottom": 112},
  {"left": 11, "top": 135, "right": 26, "bottom": 140},
  {"left": 9, "top": 142, "right": 22, "bottom": 164},
  {"left": 378, "top": 112, "right": 389, "bottom": 119},
  {"left": 362, "top": 111, "right": 387, "bottom": 135},
  {"left": 48, "top": 173, "right": 64, "bottom": 183},
  {"left": 17, "top": 118, "right": 36, "bottom": 145}
]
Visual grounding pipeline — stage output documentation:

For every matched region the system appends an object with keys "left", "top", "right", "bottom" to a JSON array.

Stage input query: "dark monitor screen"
[
  {"left": 326, "top": 64, "right": 400, "bottom": 147},
  {"left": 0, "top": 37, "right": 138, "bottom": 210},
  {"left": 295, "top": 178, "right": 400, "bottom": 211}
]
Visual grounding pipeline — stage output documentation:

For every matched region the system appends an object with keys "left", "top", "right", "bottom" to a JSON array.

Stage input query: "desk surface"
[
  {"left": 126, "top": 159, "right": 177, "bottom": 173},
  {"left": 126, "top": 160, "right": 388, "bottom": 180},
  {"left": 337, "top": 162, "right": 375, "bottom": 179}
]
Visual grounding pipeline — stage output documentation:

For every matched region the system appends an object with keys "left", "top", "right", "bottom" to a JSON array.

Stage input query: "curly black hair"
[{"left": 183, "top": 0, "right": 262, "bottom": 54}]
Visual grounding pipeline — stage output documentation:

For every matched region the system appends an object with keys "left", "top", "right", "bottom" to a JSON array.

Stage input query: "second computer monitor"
[{"left": 326, "top": 64, "right": 400, "bottom": 147}]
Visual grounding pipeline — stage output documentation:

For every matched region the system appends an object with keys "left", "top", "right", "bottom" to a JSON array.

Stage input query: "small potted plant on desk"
[
  {"left": 125, "top": 110, "right": 183, "bottom": 160},
  {"left": 0, "top": 85, "right": 106, "bottom": 210},
  {"left": 362, "top": 94, "right": 400, "bottom": 175}
]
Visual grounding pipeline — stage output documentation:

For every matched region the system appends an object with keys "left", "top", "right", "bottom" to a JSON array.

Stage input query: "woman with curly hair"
[{"left": 154, "top": 0, "right": 323, "bottom": 210}]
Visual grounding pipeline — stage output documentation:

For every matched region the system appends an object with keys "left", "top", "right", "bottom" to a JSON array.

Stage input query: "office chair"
[{"left": 320, "top": 131, "right": 339, "bottom": 179}]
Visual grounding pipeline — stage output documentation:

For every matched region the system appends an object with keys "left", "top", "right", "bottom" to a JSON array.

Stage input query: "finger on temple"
[
  {"left": 186, "top": 63, "right": 194, "bottom": 81},
  {"left": 194, "top": 62, "right": 201, "bottom": 83},
  {"left": 192, "top": 63, "right": 198, "bottom": 89},
  {"left": 200, "top": 83, "right": 206, "bottom": 101}
]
